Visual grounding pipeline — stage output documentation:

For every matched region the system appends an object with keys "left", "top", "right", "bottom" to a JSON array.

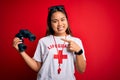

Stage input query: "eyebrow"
[{"left": 51, "top": 17, "right": 66, "bottom": 21}]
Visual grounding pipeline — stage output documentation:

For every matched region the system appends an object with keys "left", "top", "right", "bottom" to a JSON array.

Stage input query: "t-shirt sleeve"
[{"left": 33, "top": 40, "right": 42, "bottom": 62}]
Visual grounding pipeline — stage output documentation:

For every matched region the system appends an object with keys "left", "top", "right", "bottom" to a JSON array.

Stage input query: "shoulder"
[{"left": 38, "top": 35, "right": 52, "bottom": 43}]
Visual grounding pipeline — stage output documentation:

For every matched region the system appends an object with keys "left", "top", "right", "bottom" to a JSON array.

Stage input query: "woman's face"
[{"left": 51, "top": 11, "right": 68, "bottom": 36}]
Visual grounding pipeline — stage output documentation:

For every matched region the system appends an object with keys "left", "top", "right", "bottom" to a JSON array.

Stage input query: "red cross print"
[
  {"left": 54, "top": 50, "right": 68, "bottom": 64},
  {"left": 54, "top": 50, "right": 68, "bottom": 74}
]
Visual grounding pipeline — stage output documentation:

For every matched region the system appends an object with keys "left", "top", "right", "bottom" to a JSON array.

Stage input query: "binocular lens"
[{"left": 18, "top": 43, "right": 27, "bottom": 52}]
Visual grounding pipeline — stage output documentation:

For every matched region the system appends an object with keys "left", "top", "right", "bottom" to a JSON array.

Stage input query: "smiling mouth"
[{"left": 57, "top": 27, "right": 64, "bottom": 31}]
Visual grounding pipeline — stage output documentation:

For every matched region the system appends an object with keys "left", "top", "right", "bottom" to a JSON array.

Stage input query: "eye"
[
  {"left": 61, "top": 19, "right": 64, "bottom": 21},
  {"left": 61, "top": 18, "right": 66, "bottom": 22},
  {"left": 51, "top": 20, "right": 57, "bottom": 23}
]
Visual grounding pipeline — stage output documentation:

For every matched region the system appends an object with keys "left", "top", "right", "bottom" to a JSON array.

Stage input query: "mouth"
[{"left": 57, "top": 27, "right": 64, "bottom": 31}]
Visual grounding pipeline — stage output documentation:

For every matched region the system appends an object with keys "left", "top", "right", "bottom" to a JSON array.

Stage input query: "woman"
[{"left": 13, "top": 5, "right": 86, "bottom": 80}]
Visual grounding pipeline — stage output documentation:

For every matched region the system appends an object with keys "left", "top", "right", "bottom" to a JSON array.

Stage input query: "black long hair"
[{"left": 46, "top": 5, "right": 72, "bottom": 36}]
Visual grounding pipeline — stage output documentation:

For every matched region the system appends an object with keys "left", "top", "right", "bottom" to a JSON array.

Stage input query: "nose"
[{"left": 58, "top": 20, "right": 62, "bottom": 26}]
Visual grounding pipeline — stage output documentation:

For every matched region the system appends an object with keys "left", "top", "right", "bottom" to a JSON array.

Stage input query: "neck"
[{"left": 54, "top": 33, "right": 67, "bottom": 37}]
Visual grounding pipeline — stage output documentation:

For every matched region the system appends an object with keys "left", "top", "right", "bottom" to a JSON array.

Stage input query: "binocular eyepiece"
[{"left": 15, "top": 29, "right": 36, "bottom": 52}]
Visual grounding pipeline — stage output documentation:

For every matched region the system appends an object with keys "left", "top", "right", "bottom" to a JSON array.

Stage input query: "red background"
[{"left": 0, "top": 0, "right": 120, "bottom": 80}]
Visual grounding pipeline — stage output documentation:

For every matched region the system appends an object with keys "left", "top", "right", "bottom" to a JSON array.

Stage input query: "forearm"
[
  {"left": 20, "top": 51, "right": 42, "bottom": 72},
  {"left": 75, "top": 54, "right": 86, "bottom": 73}
]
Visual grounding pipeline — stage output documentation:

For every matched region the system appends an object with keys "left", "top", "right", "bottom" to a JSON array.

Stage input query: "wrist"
[
  {"left": 19, "top": 51, "right": 25, "bottom": 54},
  {"left": 75, "top": 49, "right": 83, "bottom": 55}
]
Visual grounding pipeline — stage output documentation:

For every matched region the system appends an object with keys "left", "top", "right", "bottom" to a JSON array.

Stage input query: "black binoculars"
[{"left": 15, "top": 29, "right": 36, "bottom": 52}]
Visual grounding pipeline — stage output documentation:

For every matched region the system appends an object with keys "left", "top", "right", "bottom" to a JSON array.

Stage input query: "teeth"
[{"left": 57, "top": 27, "right": 64, "bottom": 31}]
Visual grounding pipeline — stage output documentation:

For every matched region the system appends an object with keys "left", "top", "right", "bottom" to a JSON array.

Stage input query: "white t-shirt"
[{"left": 33, "top": 35, "right": 86, "bottom": 80}]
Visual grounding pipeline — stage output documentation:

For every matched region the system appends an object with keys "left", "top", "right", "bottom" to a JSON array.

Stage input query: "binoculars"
[{"left": 15, "top": 29, "right": 36, "bottom": 52}]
